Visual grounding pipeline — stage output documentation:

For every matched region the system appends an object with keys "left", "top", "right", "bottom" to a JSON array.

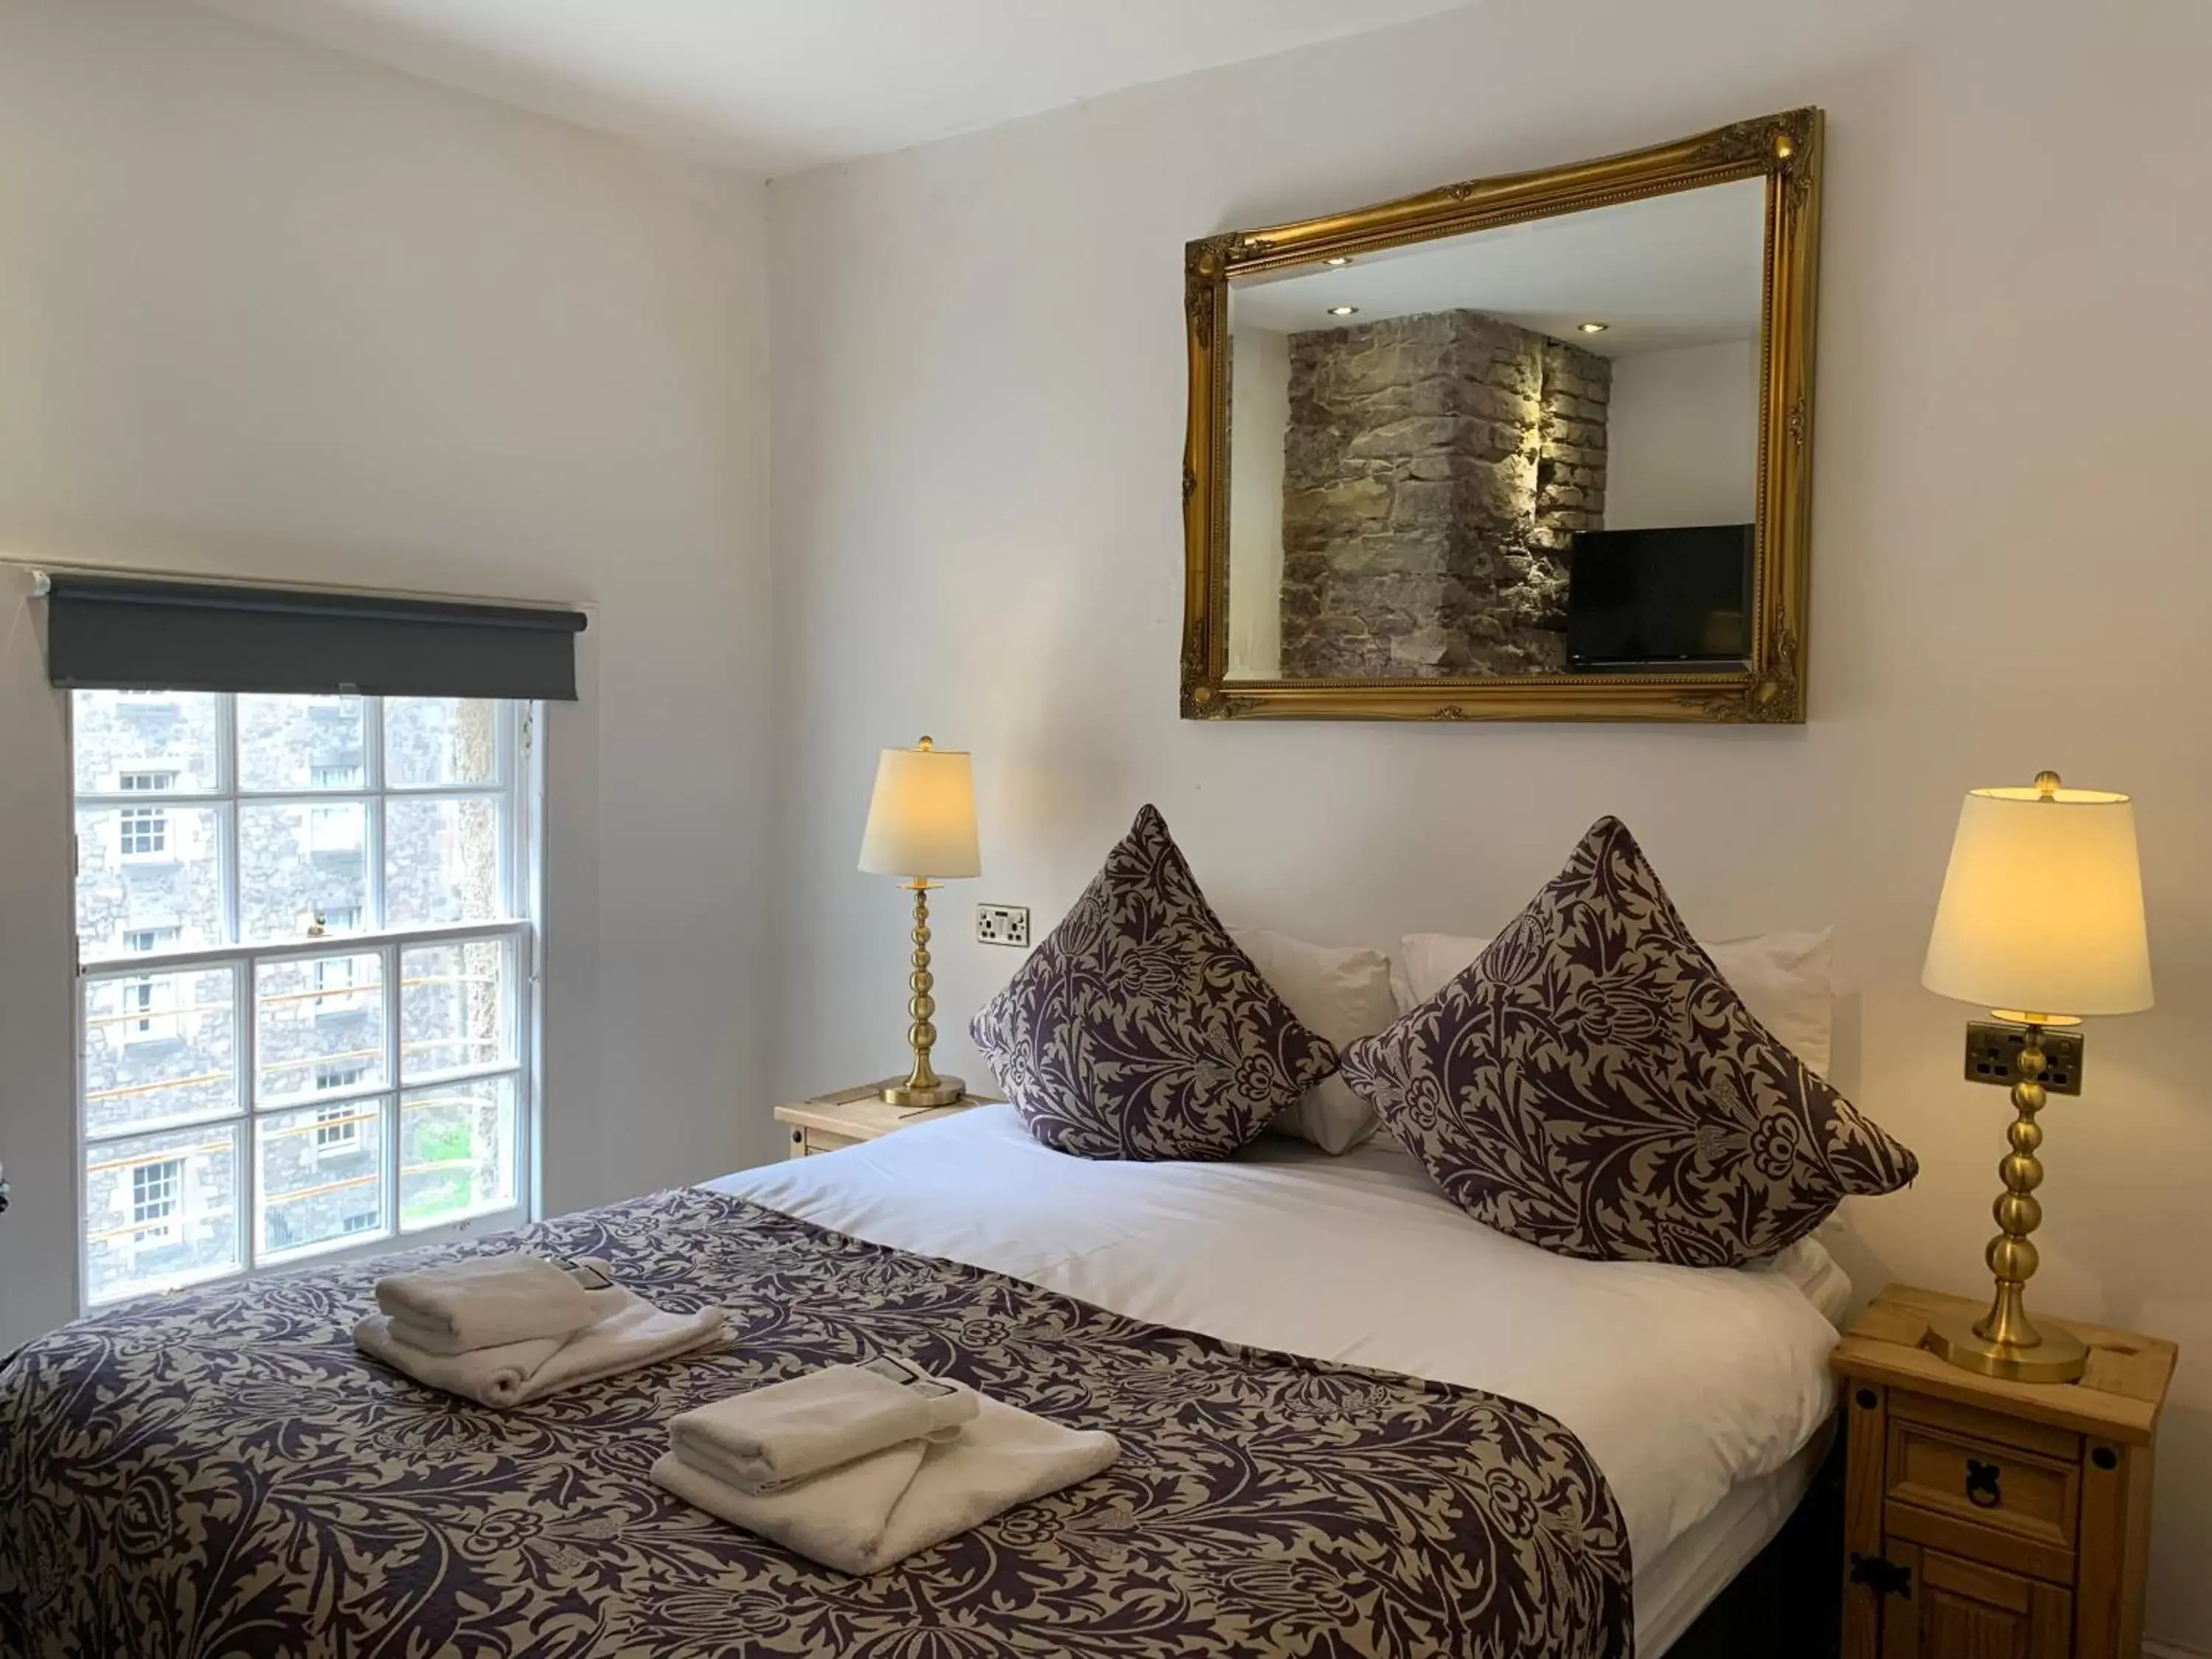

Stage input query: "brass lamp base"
[
  {"left": 1924, "top": 1305, "right": 2088, "bottom": 1384},
  {"left": 1929, "top": 1015, "right": 2089, "bottom": 1387},
  {"left": 880, "top": 878, "right": 964, "bottom": 1112},
  {"left": 880, "top": 1076, "right": 967, "bottom": 1110}
]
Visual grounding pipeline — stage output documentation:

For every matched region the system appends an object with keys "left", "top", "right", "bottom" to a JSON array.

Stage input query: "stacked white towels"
[
  {"left": 669, "top": 1358, "right": 981, "bottom": 1491},
  {"left": 353, "top": 1254, "right": 724, "bottom": 1407},
  {"left": 651, "top": 1356, "right": 1120, "bottom": 1575},
  {"left": 376, "top": 1253, "right": 602, "bottom": 1354}
]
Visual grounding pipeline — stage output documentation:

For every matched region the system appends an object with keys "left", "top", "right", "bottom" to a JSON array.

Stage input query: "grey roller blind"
[{"left": 43, "top": 574, "right": 587, "bottom": 700}]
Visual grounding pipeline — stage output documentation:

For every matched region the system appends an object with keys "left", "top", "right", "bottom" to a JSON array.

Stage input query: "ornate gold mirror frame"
[{"left": 1181, "top": 109, "right": 1821, "bottom": 723}]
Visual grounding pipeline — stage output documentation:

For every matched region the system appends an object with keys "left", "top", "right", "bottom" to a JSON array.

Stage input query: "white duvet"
[{"left": 708, "top": 1105, "right": 1843, "bottom": 1598}]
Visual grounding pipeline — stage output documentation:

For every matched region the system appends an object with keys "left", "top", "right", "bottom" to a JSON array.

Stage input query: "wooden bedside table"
[
  {"left": 1832, "top": 1284, "right": 2177, "bottom": 1659},
  {"left": 774, "top": 1085, "right": 1001, "bottom": 1160}
]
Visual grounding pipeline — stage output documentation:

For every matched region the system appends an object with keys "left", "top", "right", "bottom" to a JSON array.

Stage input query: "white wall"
[
  {"left": 765, "top": 0, "right": 2212, "bottom": 1644},
  {"left": 0, "top": 0, "right": 772, "bottom": 1348},
  {"left": 1225, "top": 324, "right": 1289, "bottom": 678},
  {"left": 1604, "top": 339, "right": 1761, "bottom": 529}
]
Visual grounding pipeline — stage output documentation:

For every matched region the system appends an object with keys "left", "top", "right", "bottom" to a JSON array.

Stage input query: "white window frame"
[
  {"left": 313, "top": 1107, "right": 361, "bottom": 1150},
  {"left": 313, "top": 953, "right": 361, "bottom": 1005},
  {"left": 119, "top": 925, "right": 182, "bottom": 1043},
  {"left": 72, "top": 695, "right": 544, "bottom": 1308},
  {"left": 311, "top": 1068, "right": 369, "bottom": 1159},
  {"left": 306, "top": 799, "right": 364, "bottom": 855},
  {"left": 312, "top": 902, "right": 364, "bottom": 938},
  {"left": 120, "top": 978, "right": 174, "bottom": 1043},
  {"left": 114, "top": 770, "right": 178, "bottom": 862},
  {"left": 131, "top": 1158, "right": 181, "bottom": 1242},
  {"left": 116, "top": 807, "right": 170, "bottom": 860}
]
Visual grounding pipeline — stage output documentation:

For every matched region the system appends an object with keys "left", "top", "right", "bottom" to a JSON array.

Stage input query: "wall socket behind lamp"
[
  {"left": 1963, "top": 1020, "right": 2084, "bottom": 1096},
  {"left": 975, "top": 904, "right": 1031, "bottom": 947}
]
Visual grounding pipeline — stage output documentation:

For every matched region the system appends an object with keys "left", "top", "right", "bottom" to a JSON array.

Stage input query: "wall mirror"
[{"left": 1181, "top": 110, "right": 1821, "bottom": 723}]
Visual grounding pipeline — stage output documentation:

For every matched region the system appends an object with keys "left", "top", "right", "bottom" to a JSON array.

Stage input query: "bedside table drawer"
[
  {"left": 1888, "top": 1421, "right": 2078, "bottom": 1542},
  {"left": 1884, "top": 1414, "right": 2079, "bottom": 1585}
]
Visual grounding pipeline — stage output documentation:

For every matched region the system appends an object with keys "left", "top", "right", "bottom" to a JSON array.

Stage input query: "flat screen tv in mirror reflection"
[{"left": 1565, "top": 524, "right": 1753, "bottom": 671}]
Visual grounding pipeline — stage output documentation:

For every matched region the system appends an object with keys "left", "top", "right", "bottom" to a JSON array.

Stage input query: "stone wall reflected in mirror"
[
  {"left": 1281, "top": 312, "right": 1610, "bottom": 676},
  {"left": 1222, "top": 178, "right": 1765, "bottom": 683}
]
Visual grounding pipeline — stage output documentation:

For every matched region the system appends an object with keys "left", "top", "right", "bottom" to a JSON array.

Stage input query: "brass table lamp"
[
  {"left": 858, "top": 737, "right": 980, "bottom": 1108},
  {"left": 1921, "top": 771, "right": 2153, "bottom": 1383}
]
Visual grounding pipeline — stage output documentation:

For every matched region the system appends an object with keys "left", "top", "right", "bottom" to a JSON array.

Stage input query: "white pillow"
[
  {"left": 1232, "top": 928, "right": 1400, "bottom": 1153},
  {"left": 1392, "top": 928, "right": 1835, "bottom": 1078},
  {"left": 1757, "top": 1235, "right": 1856, "bottom": 1327}
]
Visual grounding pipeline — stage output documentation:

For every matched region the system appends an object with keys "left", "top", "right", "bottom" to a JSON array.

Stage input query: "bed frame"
[{"left": 1668, "top": 1421, "right": 1843, "bottom": 1659}]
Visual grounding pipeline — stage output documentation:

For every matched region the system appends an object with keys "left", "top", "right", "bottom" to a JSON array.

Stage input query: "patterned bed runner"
[{"left": 0, "top": 1187, "right": 1630, "bottom": 1658}]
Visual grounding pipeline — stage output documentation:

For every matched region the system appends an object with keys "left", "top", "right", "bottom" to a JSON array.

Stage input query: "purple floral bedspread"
[{"left": 0, "top": 1188, "right": 1631, "bottom": 1657}]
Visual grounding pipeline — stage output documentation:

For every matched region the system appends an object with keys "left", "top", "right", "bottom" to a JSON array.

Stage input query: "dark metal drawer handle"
[{"left": 1965, "top": 1458, "right": 2003, "bottom": 1508}]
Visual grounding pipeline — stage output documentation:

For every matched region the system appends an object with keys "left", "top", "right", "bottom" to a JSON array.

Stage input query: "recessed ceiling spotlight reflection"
[
  {"left": 1327, "top": 305, "right": 1360, "bottom": 316},
  {"left": 1324, "top": 257, "right": 1353, "bottom": 267},
  {"left": 1578, "top": 321, "right": 1610, "bottom": 334}
]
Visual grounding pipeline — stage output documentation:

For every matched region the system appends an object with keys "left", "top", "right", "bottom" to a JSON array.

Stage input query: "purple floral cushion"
[
  {"left": 1341, "top": 818, "right": 1917, "bottom": 1267},
  {"left": 971, "top": 805, "right": 1338, "bottom": 1161}
]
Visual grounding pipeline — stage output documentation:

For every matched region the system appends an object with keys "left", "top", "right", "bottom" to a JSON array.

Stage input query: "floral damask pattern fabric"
[
  {"left": 0, "top": 1189, "right": 1630, "bottom": 1659},
  {"left": 1343, "top": 817, "right": 1918, "bottom": 1267},
  {"left": 971, "top": 804, "right": 1339, "bottom": 1160}
]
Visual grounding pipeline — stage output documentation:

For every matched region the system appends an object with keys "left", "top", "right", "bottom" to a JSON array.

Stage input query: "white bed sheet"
[
  {"left": 707, "top": 1106, "right": 1843, "bottom": 1646},
  {"left": 1637, "top": 1419, "right": 1832, "bottom": 1654}
]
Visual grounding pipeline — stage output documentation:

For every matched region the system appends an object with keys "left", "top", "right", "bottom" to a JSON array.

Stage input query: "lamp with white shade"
[
  {"left": 1921, "top": 770, "right": 2153, "bottom": 1383},
  {"left": 858, "top": 737, "right": 981, "bottom": 1108}
]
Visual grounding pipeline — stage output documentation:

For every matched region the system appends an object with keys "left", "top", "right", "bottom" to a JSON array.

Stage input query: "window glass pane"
[
  {"left": 257, "top": 1100, "right": 388, "bottom": 1260},
  {"left": 401, "top": 938, "right": 514, "bottom": 1079},
  {"left": 83, "top": 965, "right": 240, "bottom": 1138},
  {"left": 401, "top": 1077, "right": 516, "bottom": 1231},
  {"left": 72, "top": 691, "right": 536, "bottom": 1301},
  {"left": 236, "top": 694, "right": 366, "bottom": 793},
  {"left": 240, "top": 801, "right": 370, "bottom": 942},
  {"left": 84, "top": 1123, "right": 242, "bottom": 1304},
  {"left": 386, "top": 797, "right": 504, "bottom": 928},
  {"left": 70, "top": 690, "right": 220, "bottom": 796},
  {"left": 256, "top": 952, "right": 386, "bottom": 1106},
  {"left": 386, "top": 698, "right": 500, "bottom": 789},
  {"left": 75, "top": 804, "right": 225, "bottom": 961}
]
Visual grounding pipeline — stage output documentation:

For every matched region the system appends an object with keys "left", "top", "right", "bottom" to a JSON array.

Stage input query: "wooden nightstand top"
[
  {"left": 1832, "top": 1283, "right": 2178, "bottom": 1447},
  {"left": 774, "top": 1085, "right": 1001, "bottom": 1144}
]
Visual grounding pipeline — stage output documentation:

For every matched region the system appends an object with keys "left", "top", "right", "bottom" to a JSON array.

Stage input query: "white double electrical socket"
[{"left": 975, "top": 903, "right": 1031, "bottom": 947}]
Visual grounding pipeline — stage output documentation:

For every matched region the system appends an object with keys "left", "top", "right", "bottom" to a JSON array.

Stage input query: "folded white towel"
[
  {"left": 669, "top": 1362, "right": 979, "bottom": 1494},
  {"left": 651, "top": 1394, "right": 1120, "bottom": 1575},
  {"left": 355, "top": 1287, "right": 724, "bottom": 1406},
  {"left": 374, "top": 1254, "right": 610, "bottom": 1355}
]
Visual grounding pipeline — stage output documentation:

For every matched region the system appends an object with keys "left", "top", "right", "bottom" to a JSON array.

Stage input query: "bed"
[
  {"left": 0, "top": 1106, "right": 1849, "bottom": 1657},
  {"left": 712, "top": 1107, "right": 1851, "bottom": 1655}
]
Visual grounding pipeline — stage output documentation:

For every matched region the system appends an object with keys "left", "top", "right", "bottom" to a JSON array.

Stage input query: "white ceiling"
[
  {"left": 192, "top": 0, "right": 1483, "bottom": 176},
  {"left": 1231, "top": 179, "right": 1767, "bottom": 357}
]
